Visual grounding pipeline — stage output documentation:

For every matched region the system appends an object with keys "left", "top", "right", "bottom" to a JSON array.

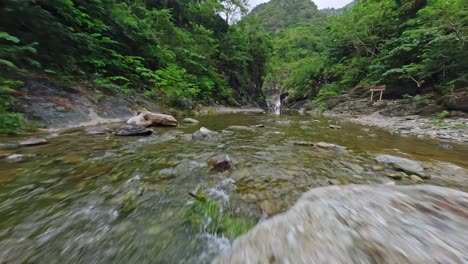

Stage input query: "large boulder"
[
  {"left": 441, "top": 92, "right": 468, "bottom": 112},
  {"left": 113, "top": 125, "right": 152, "bottom": 136},
  {"left": 127, "top": 111, "right": 178, "bottom": 127},
  {"left": 215, "top": 185, "right": 468, "bottom": 264},
  {"left": 375, "top": 154, "right": 425, "bottom": 177}
]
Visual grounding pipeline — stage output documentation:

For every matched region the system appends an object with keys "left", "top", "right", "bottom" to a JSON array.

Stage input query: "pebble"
[{"left": 329, "top": 125, "right": 341, "bottom": 129}]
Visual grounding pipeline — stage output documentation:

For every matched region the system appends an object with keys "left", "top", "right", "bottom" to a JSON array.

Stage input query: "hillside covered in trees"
[
  {"left": 251, "top": 0, "right": 467, "bottom": 108},
  {"left": 0, "top": 0, "right": 271, "bottom": 133},
  {"left": 0, "top": 0, "right": 467, "bottom": 133}
]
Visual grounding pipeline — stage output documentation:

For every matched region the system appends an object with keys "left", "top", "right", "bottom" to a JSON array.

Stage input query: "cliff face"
[{"left": 13, "top": 79, "right": 160, "bottom": 129}]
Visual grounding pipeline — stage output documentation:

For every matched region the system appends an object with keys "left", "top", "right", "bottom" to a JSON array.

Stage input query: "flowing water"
[{"left": 0, "top": 112, "right": 467, "bottom": 263}]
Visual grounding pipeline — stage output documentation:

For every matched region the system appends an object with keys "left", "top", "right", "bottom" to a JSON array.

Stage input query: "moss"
[{"left": 184, "top": 190, "right": 255, "bottom": 239}]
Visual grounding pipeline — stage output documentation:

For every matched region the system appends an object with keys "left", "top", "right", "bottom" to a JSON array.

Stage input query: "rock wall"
[{"left": 13, "top": 79, "right": 160, "bottom": 129}]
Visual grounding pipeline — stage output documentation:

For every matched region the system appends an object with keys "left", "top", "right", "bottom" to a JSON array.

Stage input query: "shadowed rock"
[
  {"left": 208, "top": 154, "right": 233, "bottom": 173},
  {"left": 215, "top": 185, "right": 468, "bottom": 264},
  {"left": 113, "top": 125, "right": 152, "bottom": 136}
]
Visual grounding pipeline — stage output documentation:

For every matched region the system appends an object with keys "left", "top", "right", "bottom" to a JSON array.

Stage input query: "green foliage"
[
  {"left": 436, "top": 110, "right": 449, "bottom": 120},
  {"left": 184, "top": 190, "right": 255, "bottom": 239},
  {"left": 402, "top": 94, "right": 432, "bottom": 106},
  {"left": 319, "top": 103, "right": 329, "bottom": 113},
  {"left": 0, "top": 0, "right": 269, "bottom": 108},
  {"left": 249, "top": 0, "right": 321, "bottom": 34},
  {"left": 257, "top": 0, "right": 467, "bottom": 103}
]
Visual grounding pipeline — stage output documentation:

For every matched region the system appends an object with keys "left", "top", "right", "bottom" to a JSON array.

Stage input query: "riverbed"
[{"left": 0, "top": 112, "right": 467, "bottom": 263}]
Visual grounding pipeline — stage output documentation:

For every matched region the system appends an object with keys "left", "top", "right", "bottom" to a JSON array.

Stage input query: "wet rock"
[
  {"left": 273, "top": 120, "right": 292, "bottom": 125},
  {"left": 46, "top": 133, "right": 60, "bottom": 139},
  {"left": 293, "top": 141, "right": 315, "bottom": 146},
  {"left": 113, "top": 125, "right": 152, "bottom": 136},
  {"left": 438, "top": 143, "right": 453, "bottom": 150},
  {"left": 208, "top": 154, "right": 233, "bottom": 173},
  {"left": 19, "top": 138, "right": 48, "bottom": 147},
  {"left": 316, "top": 142, "right": 336, "bottom": 149},
  {"left": 257, "top": 200, "right": 282, "bottom": 216},
  {"left": 251, "top": 124, "right": 265, "bottom": 128},
  {"left": 410, "top": 175, "right": 424, "bottom": 183},
  {"left": 376, "top": 155, "right": 425, "bottom": 176},
  {"left": 5, "top": 154, "right": 27, "bottom": 163},
  {"left": 127, "top": 110, "right": 178, "bottom": 127},
  {"left": 226, "top": 126, "right": 256, "bottom": 132},
  {"left": 215, "top": 185, "right": 468, "bottom": 264},
  {"left": 192, "top": 127, "right": 219, "bottom": 141},
  {"left": 0, "top": 143, "right": 19, "bottom": 150},
  {"left": 386, "top": 172, "right": 403, "bottom": 180},
  {"left": 329, "top": 125, "right": 341, "bottom": 129},
  {"left": 182, "top": 118, "right": 199, "bottom": 124},
  {"left": 84, "top": 127, "right": 109, "bottom": 135}
]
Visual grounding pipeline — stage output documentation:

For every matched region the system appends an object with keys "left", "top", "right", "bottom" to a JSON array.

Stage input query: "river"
[{"left": 0, "top": 112, "right": 467, "bottom": 263}]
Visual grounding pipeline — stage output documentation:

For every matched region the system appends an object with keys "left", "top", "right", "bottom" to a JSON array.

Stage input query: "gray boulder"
[{"left": 215, "top": 185, "right": 468, "bottom": 264}]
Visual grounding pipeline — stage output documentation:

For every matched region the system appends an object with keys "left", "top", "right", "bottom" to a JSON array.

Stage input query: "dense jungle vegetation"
[
  {"left": 0, "top": 0, "right": 467, "bottom": 133},
  {"left": 254, "top": 0, "right": 467, "bottom": 104},
  {"left": 0, "top": 0, "right": 271, "bottom": 133}
]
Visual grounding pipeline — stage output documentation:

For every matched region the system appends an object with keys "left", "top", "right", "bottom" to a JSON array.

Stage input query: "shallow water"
[{"left": 0, "top": 112, "right": 467, "bottom": 263}]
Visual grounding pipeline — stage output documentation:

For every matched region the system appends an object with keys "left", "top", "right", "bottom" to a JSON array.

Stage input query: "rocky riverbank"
[{"left": 295, "top": 96, "right": 468, "bottom": 144}]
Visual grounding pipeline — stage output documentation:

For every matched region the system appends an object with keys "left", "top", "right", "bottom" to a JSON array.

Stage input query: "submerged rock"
[
  {"left": 84, "top": 127, "right": 109, "bottom": 135},
  {"left": 215, "top": 185, "right": 468, "bottom": 264},
  {"left": 192, "top": 127, "right": 219, "bottom": 141},
  {"left": 251, "top": 124, "right": 265, "bottom": 128},
  {"left": 329, "top": 125, "right": 342, "bottom": 129},
  {"left": 0, "top": 143, "right": 19, "bottom": 150},
  {"left": 292, "top": 141, "right": 315, "bottom": 146},
  {"left": 19, "top": 138, "right": 48, "bottom": 147},
  {"left": 376, "top": 155, "right": 425, "bottom": 177},
  {"left": 226, "top": 126, "right": 256, "bottom": 132},
  {"left": 316, "top": 142, "right": 337, "bottom": 149},
  {"left": 208, "top": 154, "right": 233, "bottom": 173},
  {"left": 182, "top": 118, "right": 199, "bottom": 124},
  {"left": 113, "top": 125, "right": 152, "bottom": 136}
]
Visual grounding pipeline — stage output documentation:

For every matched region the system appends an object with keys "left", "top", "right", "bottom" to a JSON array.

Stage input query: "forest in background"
[
  {"left": 254, "top": 0, "right": 467, "bottom": 105},
  {"left": 1, "top": 0, "right": 467, "bottom": 133}
]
